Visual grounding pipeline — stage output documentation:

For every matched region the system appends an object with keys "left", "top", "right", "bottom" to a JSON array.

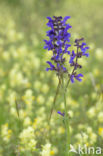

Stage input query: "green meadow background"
[{"left": 0, "top": 0, "right": 103, "bottom": 155}]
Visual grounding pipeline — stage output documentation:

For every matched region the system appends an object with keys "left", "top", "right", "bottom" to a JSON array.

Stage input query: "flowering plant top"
[{"left": 44, "top": 16, "right": 89, "bottom": 83}]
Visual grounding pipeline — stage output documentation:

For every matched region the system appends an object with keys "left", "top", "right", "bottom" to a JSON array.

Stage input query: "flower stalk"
[
  {"left": 62, "top": 77, "right": 71, "bottom": 156},
  {"left": 49, "top": 76, "right": 61, "bottom": 120}
]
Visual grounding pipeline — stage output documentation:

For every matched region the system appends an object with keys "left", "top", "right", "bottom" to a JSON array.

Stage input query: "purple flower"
[
  {"left": 44, "top": 17, "right": 90, "bottom": 83},
  {"left": 70, "top": 75, "right": 75, "bottom": 83},
  {"left": 75, "top": 73, "right": 83, "bottom": 82},
  {"left": 69, "top": 50, "right": 76, "bottom": 63},
  {"left": 44, "top": 16, "right": 71, "bottom": 76},
  {"left": 46, "top": 61, "right": 56, "bottom": 71},
  {"left": 57, "top": 111, "right": 65, "bottom": 117},
  {"left": 81, "top": 42, "right": 89, "bottom": 57},
  {"left": 62, "top": 16, "right": 71, "bottom": 25},
  {"left": 68, "top": 38, "right": 89, "bottom": 83},
  {"left": 70, "top": 73, "right": 83, "bottom": 83},
  {"left": 44, "top": 39, "right": 54, "bottom": 50}
]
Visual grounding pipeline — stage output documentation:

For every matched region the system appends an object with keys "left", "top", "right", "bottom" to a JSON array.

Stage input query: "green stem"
[
  {"left": 62, "top": 78, "right": 71, "bottom": 156},
  {"left": 49, "top": 77, "right": 61, "bottom": 121}
]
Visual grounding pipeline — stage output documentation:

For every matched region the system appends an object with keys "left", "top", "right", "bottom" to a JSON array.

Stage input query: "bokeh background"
[{"left": 0, "top": 0, "right": 103, "bottom": 155}]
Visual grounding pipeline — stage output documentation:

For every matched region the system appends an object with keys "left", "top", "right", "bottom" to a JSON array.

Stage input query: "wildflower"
[
  {"left": 95, "top": 48, "right": 103, "bottom": 61},
  {"left": 69, "top": 38, "right": 89, "bottom": 83},
  {"left": 40, "top": 143, "right": 51, "bottom": 156},
  {"left": 1, "top": 123, "right": 12, "bottom": 142},
  {"left": 87, "top": 127, "right": 93, "bottom": 134},
  {"left": 44, "top": 16, "right": 90, "bottom": 83},
  {"left": 50, "top": 150, "right": 55, "bottom": 155},
  {"left": 68, "top": 110, "right": 74, "bottom": 118},
  {"left": 70, "top": 73, "right": 83, "bottom": 83},
  {"left": 34, "top": 80, "right": 41, "bottom": 91},
  {"left": 58, "top": 127, "right": 65, "bottom": 134},
  {"left": 98, "top": 128, "right": 103, "bottom": 136},
  {"left": 23, "top": 117, "right": 32, "bottom": 127},
  {"left": 19, "top": 109, "right": 26, "bottom": 119},
  {"left": 57, "top": 111, "right": 65, "bottom": 117},
  {"left": 98, "top": 112, "right": 103, "bottom": 122},
  {"left": 32, "top": 118, "right": 38, "bottom": 129},
  {"left": 90, "top": 132, "right": 97, "bottom": 144},
  {"left": 41, "top": 84, "right": 49, "bottom": 94},
  {"left": 37, "top": 95, "right": 45, "bottom": 105},
  {"left": 19, "top": 126, "right": 36, "bottom": 151},
  {"left": 87, "top": 107, "right": 96, "bottom": 118},
  {"left": 44, "top": 16, "right": 71, "bottom": 76}
]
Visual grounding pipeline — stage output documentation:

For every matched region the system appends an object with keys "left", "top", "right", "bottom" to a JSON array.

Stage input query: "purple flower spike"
[
  {"left": 44, "top": 16, "right": 71, "bottom": 76},
  {"left": 57, "top": 111, "right": 65, "bottom": 117},
  {"left": 44, "top": 17, "right": 90, "bottom": 83}
]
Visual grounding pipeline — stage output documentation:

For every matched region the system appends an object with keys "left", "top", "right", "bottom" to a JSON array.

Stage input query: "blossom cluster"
[
  {"left": 44, "top": 16, "right": 90, "bottom": 83},
  {"left": 69, "top": 38, "right": 89, "bottom": 83}
]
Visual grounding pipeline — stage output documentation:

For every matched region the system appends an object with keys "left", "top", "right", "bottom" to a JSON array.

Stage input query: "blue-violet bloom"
[{"left": 44, "top": 16, "right": 90, "bottom": 83}]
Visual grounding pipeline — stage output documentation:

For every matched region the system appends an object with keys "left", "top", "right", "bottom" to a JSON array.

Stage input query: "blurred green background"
[{"left": 0, "top": 0, "right": 103, "bottom": 156}]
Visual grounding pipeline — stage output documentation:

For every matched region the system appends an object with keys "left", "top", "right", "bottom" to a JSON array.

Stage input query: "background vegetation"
[{"left": 0, "top": 0, "right": 103, "bottom": 155}]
